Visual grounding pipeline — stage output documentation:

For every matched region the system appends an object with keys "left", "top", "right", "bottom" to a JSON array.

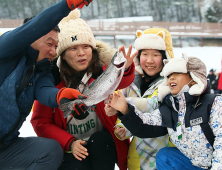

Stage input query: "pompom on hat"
[
  {"left": 56, "top": 9, "right": 96, "bottom": 57},
  {"left": 158, "top": 53, "right": 207, "bottom": 101}
]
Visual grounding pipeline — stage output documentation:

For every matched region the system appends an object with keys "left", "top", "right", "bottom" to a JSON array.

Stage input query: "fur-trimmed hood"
[{"left": 95, "top": 40, "right": 116, "bottom": 66}]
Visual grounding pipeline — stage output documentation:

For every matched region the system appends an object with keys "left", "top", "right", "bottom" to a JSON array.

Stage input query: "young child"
[
  {"left": 105, "top": 28, "right": 174, "bottom": 170},
  {"left": 109, "top": 53, "right": 222, "bottom": 170}
]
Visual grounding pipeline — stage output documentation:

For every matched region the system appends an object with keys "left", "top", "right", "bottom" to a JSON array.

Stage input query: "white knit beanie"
[{"left": 56, "top": 9, "right": 96, "bottom": 57}]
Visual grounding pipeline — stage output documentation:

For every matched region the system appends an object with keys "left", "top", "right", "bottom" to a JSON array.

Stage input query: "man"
[
  {"left": 207, "top": 69, "right": 216, "bottom": 93},
  {"left": 0, "top": 0, "right": 92, "bottom": 169}
]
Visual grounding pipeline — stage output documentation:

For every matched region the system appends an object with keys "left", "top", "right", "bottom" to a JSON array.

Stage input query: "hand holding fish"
[
  {"left": 119, "top": 45, "right": 138, "bottom": 69},
  {"left": 71, "top": 139, "right": 88, "bottom": 161},
  {"left": 57, "top": 87, "right": 87, "bottom": 106},
  {"left": 109, "top": 90, "right": 129, "bottom": 115},
  {"left": 71, "top": 103, "right": 86, "bottom": 118}
]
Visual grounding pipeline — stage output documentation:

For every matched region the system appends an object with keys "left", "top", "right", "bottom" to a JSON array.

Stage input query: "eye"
[
  {"left": 167, "top": 73, "right": 172, "bottom": 78},
  {"left": 84, "top": 45, "right": 90, "bottom": 48},
  {"left": 154, "top": 53, "right": 161, "bottom": 57},
  {"left": 70, "top": 47, "right": 76, "bottom": 50},
  {"left": 48, "top": 43, "right": 52, "bottom": 47}
]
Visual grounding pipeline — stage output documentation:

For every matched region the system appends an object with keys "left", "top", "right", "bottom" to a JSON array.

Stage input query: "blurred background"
[{"left": 1, "top": 0, "right": 222, "bottom": 48}]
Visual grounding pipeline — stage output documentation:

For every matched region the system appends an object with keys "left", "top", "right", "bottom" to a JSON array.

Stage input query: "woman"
[
  {"left": 31, "top": 9, "right": 135, "bottom": 170},
  {"left": 105, "top": 28, "right": 174, "bottom": 170}
]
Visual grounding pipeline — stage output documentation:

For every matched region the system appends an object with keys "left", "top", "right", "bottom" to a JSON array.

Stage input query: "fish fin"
[
  {"left": 63, "top": 109, "right": 71, "bottom": 118},
  {"left": 59, "top": 101, "right": 73, "bottom": 118}
]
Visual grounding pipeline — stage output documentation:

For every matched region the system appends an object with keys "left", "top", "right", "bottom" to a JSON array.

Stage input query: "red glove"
[
  {"left": 72, "top": 103, "right": 86, "bottom": 116},
  {"left": 66, "top": 0, "right": 93, "bottom": 10},
  {"left": 57, "top": 87, "right": 87, "bottom": 105},
  {"left": 70, "top": 103, "right": 86, "bottom": 119}
]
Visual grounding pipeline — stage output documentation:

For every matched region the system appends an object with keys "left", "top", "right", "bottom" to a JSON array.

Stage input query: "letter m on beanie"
[{"left": 72, "top": 36, "right": 77, "bottom": 42}]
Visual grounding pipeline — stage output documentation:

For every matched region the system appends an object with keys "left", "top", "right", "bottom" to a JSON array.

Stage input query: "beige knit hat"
[
  {"left": 158, "top": 53, "right": 207, "bottom": 101},
  {"left": 56, "top": 9, "right": 96, "bottom": 57}
]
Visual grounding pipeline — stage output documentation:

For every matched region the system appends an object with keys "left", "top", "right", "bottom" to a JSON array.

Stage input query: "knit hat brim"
[{"left": 57, "top": 32, "right": 96, "bottom": 57}]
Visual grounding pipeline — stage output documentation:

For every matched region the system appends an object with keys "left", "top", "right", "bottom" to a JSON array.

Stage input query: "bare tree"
[{"left": 128, "top": 0, "right": 134, "bottom": 17}]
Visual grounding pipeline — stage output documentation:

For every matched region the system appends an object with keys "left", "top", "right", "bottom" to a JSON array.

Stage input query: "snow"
[
  {"left": 88, "top": 16, "right": 153, "bottom": 22},
  {"left": 174, "top": 47, "right": 222, "bottom": 72},
  {"left": 0, "top": 28, "right": 14, "bottom": 34}
]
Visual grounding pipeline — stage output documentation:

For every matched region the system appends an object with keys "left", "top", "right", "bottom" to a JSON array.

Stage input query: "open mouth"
[
  {"left": 113, "top": 52, "right": 126, "bottom": 67},
  {"left": 78, "top": 59, "right": 86, "bottom": 63},
  {"left": 170, "top": 83, "right": 177, "bottom": 88},
  {"left": 115, "top": 62, "right": 125, "bottom": 68}
]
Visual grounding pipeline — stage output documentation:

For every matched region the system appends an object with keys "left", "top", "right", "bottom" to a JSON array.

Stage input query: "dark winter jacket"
[
  {"left": 207, "top": 73, "right": 216, "bottom": 89},
  {"left": 0, "top": 0, "right": 70, "bottom": 149},
  {"left": 119, "top": 92, "right": 221, "bottom": 169}
]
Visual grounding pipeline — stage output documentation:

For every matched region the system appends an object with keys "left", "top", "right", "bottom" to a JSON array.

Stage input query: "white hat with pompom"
[{"left": 56, "top": 9, "right": 96, "bottom": 57}]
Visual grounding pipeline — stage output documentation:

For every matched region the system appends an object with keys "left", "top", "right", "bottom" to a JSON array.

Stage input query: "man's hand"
[
  {"left": 56, "top": 87, "right": 87, "bottom": 105},
  {"left": 71, "top": 140, "right": 88, "bottom": 161},
  {"left": 66, "top": 0, "right": 93, "bottom": 10}
]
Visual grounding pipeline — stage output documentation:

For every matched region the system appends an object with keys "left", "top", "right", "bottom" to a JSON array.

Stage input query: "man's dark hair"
[{"left": 23, "top": 16, "right": 60, "bottom": 33}]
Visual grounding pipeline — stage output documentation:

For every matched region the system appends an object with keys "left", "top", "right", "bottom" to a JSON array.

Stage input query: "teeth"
[{"left": 171, "top": 83, "right": 176, "bottom": 87}]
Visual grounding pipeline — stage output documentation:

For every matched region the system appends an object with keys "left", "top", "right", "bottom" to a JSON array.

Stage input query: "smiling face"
[
  {"left": 62, "top": 44, "right": 92, "bottom": 73},
  {"left": 140, "top": 49, "right": 163, "bottom": 76},
  {"left": 167, "top": 72, "right": 194, "bottom": 95},
  {"left": 32, "top": 30, "right": 59, "bottom": 62}
]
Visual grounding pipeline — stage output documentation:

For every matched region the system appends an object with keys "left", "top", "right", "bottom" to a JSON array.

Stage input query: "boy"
[{"left": 108, "top": 53, "right": 222, "bottom": 170}]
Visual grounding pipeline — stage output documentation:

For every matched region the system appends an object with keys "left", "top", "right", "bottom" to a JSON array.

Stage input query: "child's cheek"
[{"left": 140, "top": 57, "right": 146, "bottom": 67}]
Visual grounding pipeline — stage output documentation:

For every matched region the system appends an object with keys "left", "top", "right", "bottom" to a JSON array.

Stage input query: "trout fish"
[{"left": 59, "top": 51, "right": 127, "bottom": 118}]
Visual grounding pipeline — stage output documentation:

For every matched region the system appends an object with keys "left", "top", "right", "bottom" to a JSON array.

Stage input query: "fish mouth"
[
  {"left": 113, "top": 52, "right": 126, "bottom": 66},
  {"left": 115, "top": 62, "right": 125, "bottom": 68}
]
